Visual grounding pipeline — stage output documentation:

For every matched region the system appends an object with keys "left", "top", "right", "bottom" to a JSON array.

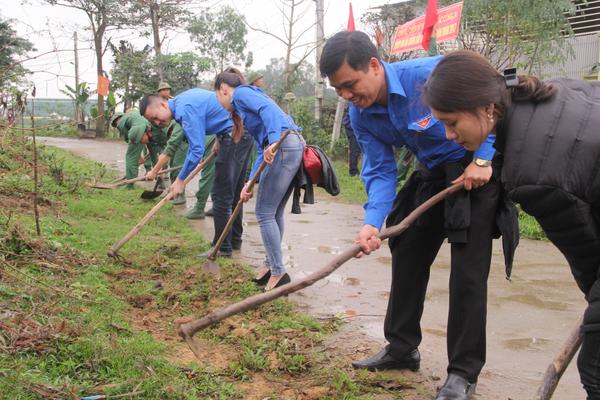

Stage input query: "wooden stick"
[
  {"left": 91, "top": 165, "right": 181, "bottom": 189},
  {"left": 179, "top": 181, "right": 464, "bottom": 359},
  {"left": 107, "top": 152, "right": 216, "bottom": 257},
  {"left": 535, "top": 316, "right": 584, "bottom": 400},
  {"left": 205, "top": 129, "right": 295, "bottom": 262}
]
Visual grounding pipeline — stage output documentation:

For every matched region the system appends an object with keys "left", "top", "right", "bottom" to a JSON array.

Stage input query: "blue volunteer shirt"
[
  {"left": 168, "top": 88, "right": 233, "bottom": 180},
  {"left": 350, "top": 57, "right": 496, "bottom": 229},
  {"left": 231, "top": 85, "right": 301, "bottom": 178}
]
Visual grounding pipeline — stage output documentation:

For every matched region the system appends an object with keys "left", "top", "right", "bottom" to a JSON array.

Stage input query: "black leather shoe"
[
  {"left": 252, "top": 270, "right": 271, "bottom": 285},
  {"left": 351, "top": 345, "right": 420, "bottom": 371},
  {"left": 435, "top": 373, "right": 477, "bottom": 400},
  {"left": 232, "top": 241, "right": 242, "bottom": 251}
]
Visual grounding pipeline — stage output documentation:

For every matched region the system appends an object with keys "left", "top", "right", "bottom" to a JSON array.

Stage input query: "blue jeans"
[
  {"left": 211, "top": 133, "right": 254, "bottom": 253},
  {"left": 255, "top": 134, "right": 304, "bottom": 276}
]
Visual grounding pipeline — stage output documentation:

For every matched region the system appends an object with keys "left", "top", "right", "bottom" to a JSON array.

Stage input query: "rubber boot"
[
  {"left": 171, "top": 191, "right": 186, "bottom": 205},
  {"left": 186, "top": 203, "right": 205, "bottom": 219}
]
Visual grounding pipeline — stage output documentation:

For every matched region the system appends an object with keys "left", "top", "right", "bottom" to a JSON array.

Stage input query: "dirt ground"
[{"left": 39, "top": 136, "right": 587, "bottom": 399}]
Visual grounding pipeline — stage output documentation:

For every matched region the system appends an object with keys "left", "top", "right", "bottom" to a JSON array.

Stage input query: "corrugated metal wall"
[{"left": 540, "top": 33, "right": 599, "bottom": 79}]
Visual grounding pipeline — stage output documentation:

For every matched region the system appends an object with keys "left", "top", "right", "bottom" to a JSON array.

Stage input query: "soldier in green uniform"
[
  {"left": 158, "top": 82, "right": 173, "bottom": 100},
  {"left": 111, "top": 110, "right": 155, "bottom": 189},
  {"left": 146, "top": 124, "right": 216, "bottom": 211}
]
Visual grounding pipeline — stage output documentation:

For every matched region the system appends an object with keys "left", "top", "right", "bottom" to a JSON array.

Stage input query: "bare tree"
[
  {"left": 128, "top": 0, "right": 194, "bottom": 80},
  {"left": 45, "top": 0, "right": 127, "bottom": 137},
  {"left": 244, "top": 0, "right": 316, "bottom": 101}
]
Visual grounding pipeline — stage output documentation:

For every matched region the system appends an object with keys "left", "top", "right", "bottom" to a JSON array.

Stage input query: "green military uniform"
[
  {"left": 161, "top": 121, "right": 188, "bottom": 204},
  {"left": 149, "top": 124, "right": 168, "bottom": 189},
  {"left": 185, "top": 135, "right": 217, "bottom": 219},
  {"left": 162, "top": 120, "right": 188, "bottom": 184},
  {"left": 115, "top": 110, "right": 156, "bottom": 188}
]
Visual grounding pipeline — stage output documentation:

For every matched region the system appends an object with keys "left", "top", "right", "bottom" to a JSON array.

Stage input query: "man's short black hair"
[
  {"left": 139, "top": 95, "right": 161, "bottom": 117},
  {"left": 319, "top": 30, "right": 378, "bottom": 77}
]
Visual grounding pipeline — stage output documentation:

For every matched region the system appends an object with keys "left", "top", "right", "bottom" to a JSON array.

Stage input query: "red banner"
[
  {"left": 391, "top": 1, "right": 463, "bottom": 55},
  {"left": 97, "top": 76, "right": 110, "bottom": 97}
]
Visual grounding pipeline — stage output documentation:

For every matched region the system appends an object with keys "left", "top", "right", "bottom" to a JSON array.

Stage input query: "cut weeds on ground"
[{"left": 0, "top": 130, "right": 427, "bottom": 399}]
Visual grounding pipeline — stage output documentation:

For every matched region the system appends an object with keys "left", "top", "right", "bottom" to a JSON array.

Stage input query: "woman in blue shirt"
[{"left": 214, "top": 69, "right": 304, "bottom": 291}]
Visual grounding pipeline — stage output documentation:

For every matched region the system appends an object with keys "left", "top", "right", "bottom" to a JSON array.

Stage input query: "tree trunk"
[
  {"left": 151, "top": 2, "right": 164, "bottom": 81},
  {"left": 123, "top": 77, "right": 131, "bottom": 112},
  {"left": 94, "top": 34, "right": 105, "bottom": 138}
]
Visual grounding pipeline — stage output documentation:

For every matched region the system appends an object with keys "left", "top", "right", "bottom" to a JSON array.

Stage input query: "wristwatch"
[{"left": 473, "top": 158, "right": 492, "bottom": 167}]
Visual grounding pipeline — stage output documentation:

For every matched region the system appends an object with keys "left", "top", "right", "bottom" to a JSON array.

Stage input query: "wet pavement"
[{"left": 39, "top": 136, "right": 587, "bottom": 399}]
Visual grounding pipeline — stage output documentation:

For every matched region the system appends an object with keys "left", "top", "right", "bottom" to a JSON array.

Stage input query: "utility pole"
[
  {"left": 314, "top": 0, "right": 324, "bottom": 122},
  {"left": 74, "top": 31, "right": 80, "bottom": 125}
]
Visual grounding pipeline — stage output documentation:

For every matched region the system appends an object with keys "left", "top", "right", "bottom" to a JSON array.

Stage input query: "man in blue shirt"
[
  {"left": 320, "top": 31, "right": 501, "bottom": 400},
  {"left": 140, "top": 89, "right": 249, "bottom": 258}
]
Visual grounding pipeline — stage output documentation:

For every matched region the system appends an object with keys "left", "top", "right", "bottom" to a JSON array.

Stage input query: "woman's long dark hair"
[
  {"left": 214, "top": 67, "right": 247, "bottom": 143},
  {"left": 422, "top": 50, "right": 556, "bottom": 121}
]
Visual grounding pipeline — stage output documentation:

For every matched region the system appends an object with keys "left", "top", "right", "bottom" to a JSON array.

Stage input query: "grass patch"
[
  {"left": 330, "top": 160, "right": 367, "bottom": 205},
  {"left": 0, "top": 130, "right": 424, "bottom": 399}
]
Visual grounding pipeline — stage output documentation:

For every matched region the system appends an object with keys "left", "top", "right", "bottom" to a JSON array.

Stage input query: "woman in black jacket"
[{"left": 421, "top": 49, "right": 600, "bottom": 399}]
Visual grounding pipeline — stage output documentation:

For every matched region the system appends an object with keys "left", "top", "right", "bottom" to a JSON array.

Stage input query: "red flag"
[
  {"left": 347, "top": 3, "right": 355, "bottom": 32},
  {"left": 422, "top": 0, "right": 438, "bottom": 51},
  {"left": 97, "top": 76, "right": 110, "bottom": 97}
]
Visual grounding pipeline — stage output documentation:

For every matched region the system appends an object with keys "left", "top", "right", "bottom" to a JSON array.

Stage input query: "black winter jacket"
[{"left": 496, "top": 78, "right": 600, "bottom": 289}]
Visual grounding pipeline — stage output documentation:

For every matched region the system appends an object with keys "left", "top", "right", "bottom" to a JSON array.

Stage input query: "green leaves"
[
  {"left": 443, "top": 0, "right": 576, "bottom": 71},
  {"left": 60, "top": 82, "right": 90, "bottom": 106},
  {"left": 187, "top": 5, "right": 249, "bottom": 73},
  {"left": 0, "top": 16, "right": 34, "bottom": 89}
]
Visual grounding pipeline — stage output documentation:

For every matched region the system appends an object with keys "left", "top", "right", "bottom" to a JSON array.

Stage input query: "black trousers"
[
  {"left": 518, "top": 189, "right": 600, "bottom": 399},
  {"left": 211, "top": 133, "right": 254, "bottom": 252},
  {"left": 385, "top": 176, "right": 500, "bottom": 382}
]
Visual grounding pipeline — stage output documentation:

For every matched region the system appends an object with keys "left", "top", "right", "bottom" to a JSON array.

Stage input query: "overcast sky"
[{"left": 3, "top": 0, "right": 403, "bottom": 98}]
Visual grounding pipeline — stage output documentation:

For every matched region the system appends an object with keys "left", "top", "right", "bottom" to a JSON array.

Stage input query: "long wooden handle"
[
  {"left": 108, "top": 152, "right": 216, "bottom": 257},
  {"left": 179, "top": 182, "right": 464, "bottom": 354},
  {"left": 112, "top": 165, "right": 182, "bottom": 187},
  {"left": 535, "top": 316, "right": 584, "bottom": 400},
  {"left": 207, "top": 129, "right": 295, "bottom": 260}
]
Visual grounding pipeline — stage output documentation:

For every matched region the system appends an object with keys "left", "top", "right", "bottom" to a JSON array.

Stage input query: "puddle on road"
[
  {"left": 317, "top": 245, "right": 341, "bottom": 255},
  {"left": 503, "top": 337, "right": 550, "bottom": 351},
  {"left": 295, "top": 270, "right": 345, "bottom": 285},
  {"left": 344, "top": 277, "right": 360, "bottom": 286},
  {"left": 501, "top": 294, "right": 568, "bottom": 311},
  {"left": 424, "top": 328, "right": 446, "bottom": 337},
  {"left": 522, "top": 278, "right": 575, "bottom": 290},
  {"left": 376, "top": 256, "right": 392, "bottom": 265}
]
